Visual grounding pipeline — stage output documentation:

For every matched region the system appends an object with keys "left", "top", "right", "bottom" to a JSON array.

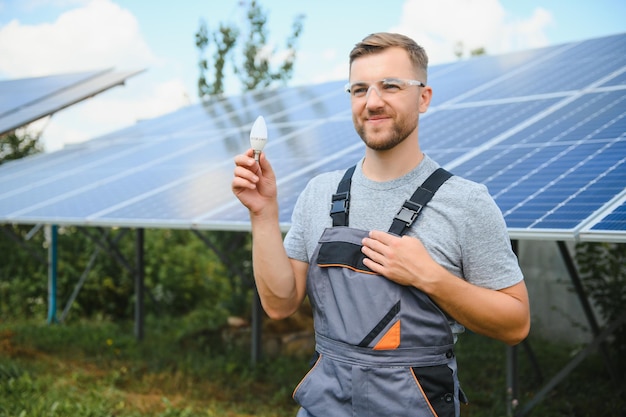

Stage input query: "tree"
[
  {"left": 453, "top": 41, "right": 487, "bottom": 59},
  {"left": 193, "top": 1, "right": 305, "bottom": 325},
  {"left": 0, "top": 128, "right": 44, "bottom": 319},
  {"left": 196, "top": 22, "right": 238, "bottom": 98},
  {"left": 575, "top": 242, "right": 626, "bottom": 370},
  {"left": 0, "top": 129, "right": 42, "bottom": 165},
  {"left": 195, "top": 0, "right": 305, "bottom": 100}
]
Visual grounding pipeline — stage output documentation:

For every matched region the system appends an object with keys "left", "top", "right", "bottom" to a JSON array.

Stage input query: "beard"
[{"left": 354, "top": 111, "right": 418, "bottom": 151}]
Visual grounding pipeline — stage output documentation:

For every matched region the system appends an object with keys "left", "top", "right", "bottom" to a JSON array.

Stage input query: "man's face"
[{"left": 348, "top": 47, "right": 432, "bottom": 151}]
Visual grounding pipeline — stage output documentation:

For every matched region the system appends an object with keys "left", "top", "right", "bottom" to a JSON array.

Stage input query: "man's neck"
[{"left": 362, "top": 142, "right": 424, "bottom": 182}]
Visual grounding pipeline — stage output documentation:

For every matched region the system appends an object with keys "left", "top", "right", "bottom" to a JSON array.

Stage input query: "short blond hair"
[{"left": 349, "top": 32, "right": 428, "bottom": 81}]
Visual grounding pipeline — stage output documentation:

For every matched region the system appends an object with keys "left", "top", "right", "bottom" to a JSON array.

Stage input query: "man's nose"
[
  {"left": 365, "top": 85, "right": 385, "bottom": 107},
  {"left": 365, "top": 84, "right": 383, "bottom": 99}
]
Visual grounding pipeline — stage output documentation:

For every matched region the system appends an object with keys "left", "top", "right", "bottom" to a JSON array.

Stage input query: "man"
[{"left": 232, "top": 32, "right": 530, "bottom": 417}]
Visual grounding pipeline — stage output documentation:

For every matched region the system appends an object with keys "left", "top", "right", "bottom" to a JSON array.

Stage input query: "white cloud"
[
  {"left": 34, "top": 116, "right": 89, "bottom": 151},
  {"left": 38, "top": 76, "right": 191, "bottom": 152},
  {"left": 499, "top": 7, "right": 553, "bottom": 52},
  {"left": 321, "top": 48, "right": 338, "bottom": 61},
  {"left": 389, "top": 0, "right": 553, "bottom": 64},
  {"left": 291, "top": 0, "right": 554, "bottom": 87},
  {"left": 0, "top": 0, "right": 191, "bottom": 152},
  {"left": 0, "top": 0, "right": 557, "bottom": 151},
  {"left": 0, "top": 0, "right": 158, "bottom": 77},
  {"left": 293, "top": 47, "right": 347, "bottom": 86},
  {"left": 91, "top": 78, "right": 191, "bottom": 124},
  {"left": 311, "top": 48, "right": 347, "bottom": 84}
]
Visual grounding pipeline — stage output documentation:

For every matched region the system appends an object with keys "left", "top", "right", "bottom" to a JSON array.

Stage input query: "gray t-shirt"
[{"left": 283, "top": 155, "right": 524, "bottom": 336}]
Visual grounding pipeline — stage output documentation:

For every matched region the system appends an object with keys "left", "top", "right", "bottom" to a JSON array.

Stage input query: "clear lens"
[{"left": 345, "top": 78, "right": 424, "bottom": 98}]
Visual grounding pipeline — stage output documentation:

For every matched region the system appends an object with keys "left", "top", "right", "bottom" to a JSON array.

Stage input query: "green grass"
[{"left": 0, "top": 318, "right": 624, "bottom": 416}]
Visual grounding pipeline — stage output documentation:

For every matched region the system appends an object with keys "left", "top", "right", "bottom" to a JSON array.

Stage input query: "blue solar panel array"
[
  {"left": 0, "top": 33, "right": 624, "bottom": 242},
  {"left": 0, "top": 70, "right": 99, "bottom": 116},
  {"left": 0, "top": 68, "right": 143, "bottom": 136}
]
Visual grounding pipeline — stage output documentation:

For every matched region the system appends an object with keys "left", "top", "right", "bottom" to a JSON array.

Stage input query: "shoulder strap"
[
  {"left": 330, "top": 165, "right": 356, "bottom": 227},
  {"left": 329, "top": 166, "right": 453, "bottom": 232},
  {"left": 388, "top": 168, "right": 453, "bottom": 236}
]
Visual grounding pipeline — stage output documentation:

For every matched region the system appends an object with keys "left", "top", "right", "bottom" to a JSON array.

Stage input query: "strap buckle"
[
  {"left": 330, "top": 191, "right": 350, "bottom": 215},
  {"left": 394, "top": 200, "right": 423, "bottom": 227}
]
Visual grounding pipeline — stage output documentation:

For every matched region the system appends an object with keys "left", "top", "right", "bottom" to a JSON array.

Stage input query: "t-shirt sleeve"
[
  {"left": 460, "top": 184, "right": 524, "bottom": 290},
  {"left": 283, "top": 182, "right": 312, "bottom": 263},
  {"left": 283, "top": 170, "right": 343, "bottom": 264}
]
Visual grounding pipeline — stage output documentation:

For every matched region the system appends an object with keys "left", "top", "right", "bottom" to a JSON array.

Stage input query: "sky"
[{"left": 0, "top": 0, "right": 624, "bottom": 152}]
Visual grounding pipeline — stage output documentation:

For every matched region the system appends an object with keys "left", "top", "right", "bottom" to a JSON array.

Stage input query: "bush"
[
  {"left": 575, "top": 242, "right": 626, "bottom": 369},
  {"left": 0, "top": 226, "right": 253, "bottom": 326}
]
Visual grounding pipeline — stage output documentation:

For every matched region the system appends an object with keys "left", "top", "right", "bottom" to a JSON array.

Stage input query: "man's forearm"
[
  {"left": 425, "top": 271, "right": 530, "bottom": 345},
  {"left": 250, "top": 210, "right": 301, "bottom": 319}
]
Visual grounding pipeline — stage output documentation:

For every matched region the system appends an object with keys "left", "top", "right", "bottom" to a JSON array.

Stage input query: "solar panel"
[
  {"left": 0, "top": 68, "right": 144, "bottom": 135},
  {"left": 458, "top": 34, "right": 626, "bottom": 102},
  {"left": 0, "top": 33, "right": 624, "bottom": 243},
  {"left": 582, "top": 198, "right": 626, "bottom": 241},
  {"left": 0, "top": 70, "right": 104, "bottom": 116},
  {"left": 447, "top": 88, "right": 626, "bottom": 236}
]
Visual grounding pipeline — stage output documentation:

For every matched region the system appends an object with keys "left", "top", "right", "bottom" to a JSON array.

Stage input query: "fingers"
[
  {"left": 232, "top": 166, "right": 259, "bottom": 191},
  {"left": 361, "top": 231, "right": 418, "bottom": 265},
  {"left": 362, "top": 230, "right": 394, "bottom": 254},
  {"left": 233, "top": 153, "right": 259, "bottom": 188},
  {"left": 235, "top": 149, "right": 274, "bottom": 174},
  {"left": 361, "top": 230, "right": 391, "bottom": 266},
  {"left": 367, "top": 229, "right": 395, "bottom": 243},
  {"left": 232, "top": 148, "right": 277, "bottom": 193},
  {"left": 361, "top": 244, "right": 385, "bottom": 267},
  {"left": 234, "top": 150, "right": 257, "bottom": 170}
]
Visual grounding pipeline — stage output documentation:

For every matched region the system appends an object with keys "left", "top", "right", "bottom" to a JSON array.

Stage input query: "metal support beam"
[
  {"left": 192, "top": 230, "right": 259, "bottom": 364},
  {"left": 514, "top": 240, "right": 621, "bottom": 416},
  {"left": 506, "top": 239, "right": 520, "bottom": 417},
  {"left": 516, "top": 310, "right": 626, "bottom": 416},
  {"left": 78, "top": 227, "right": 133, "bottom": 273},
  {"left": 2, "top": 224, "right": 47, "bottom": 265},
  {"left": 59, "top": 229, "right": 127, "bottom": 322},
  {"left": 506, "top": 239, "right": 544, "bottom": 416},
  {"left": 60, "top": 245, "right": 101, "bottom": 322},
  {"left": 506, "top": 344, "right": 519, "bottom": 417},
  {"left": 556, "top": 241, "right": 615, "bottom": 380},
  {"left": 251, "top": 288, "right": 262, "bottom": 366},
  {"left": 46, "top": 224, "right": 58, "bottom": 324},
  {"left": 135, "top": 228, "right": 145, "bottom": 341}
]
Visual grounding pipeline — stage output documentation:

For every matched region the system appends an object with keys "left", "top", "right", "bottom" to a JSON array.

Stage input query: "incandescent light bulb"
[{"left": 249, "top": 115, "right": 267, "bottom": 162}]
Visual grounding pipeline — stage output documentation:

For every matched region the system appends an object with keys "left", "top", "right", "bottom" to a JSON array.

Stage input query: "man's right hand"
[
  {"left": 232, "top": 149, "right": 278, "bottom": 216},
  {"left": 232, "top": 149, "right": 306, "bottom": 319}
]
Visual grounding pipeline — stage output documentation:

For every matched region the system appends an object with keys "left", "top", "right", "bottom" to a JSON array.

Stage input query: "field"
[{"left": 1, "top": 317, "right": 624, "bottom": 417}]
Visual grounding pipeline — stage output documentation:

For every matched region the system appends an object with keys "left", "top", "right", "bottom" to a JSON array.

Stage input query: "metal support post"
[
  {"left": 556, "top": 241, "right": 615, "bottom": 380},
  {"left": 47, "top": 224, "right": 58, "bottom": 324},
  {"left": 506, "top": 344, "right": 519, "bottom": 416},
  {"left": 135, "top": 228, "right": 145, "bottom": 341},
  {"left": 251, "top": 288, "right": 263, "bottom": 366}
]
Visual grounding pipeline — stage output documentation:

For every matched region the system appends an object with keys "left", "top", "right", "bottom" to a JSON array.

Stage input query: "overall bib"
[{"left": 293, "top": 167, "right": 466, "bottom": 417}]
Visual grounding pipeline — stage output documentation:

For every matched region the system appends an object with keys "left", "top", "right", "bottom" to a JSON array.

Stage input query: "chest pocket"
[{"left": 316, "top": 239, "right": 374, "bottom": 274}]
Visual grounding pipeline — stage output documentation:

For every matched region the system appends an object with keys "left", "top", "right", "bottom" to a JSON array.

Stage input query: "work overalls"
[{"left": 293, "top": 167, "right": 466, "bottom": 417}]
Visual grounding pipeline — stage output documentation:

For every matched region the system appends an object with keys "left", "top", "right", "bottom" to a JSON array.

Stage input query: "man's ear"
[{"left": 419, "top": 86, "right": 433, "bottom": 113}]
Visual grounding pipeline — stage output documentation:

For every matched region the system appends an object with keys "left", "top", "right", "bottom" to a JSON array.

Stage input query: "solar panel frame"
[
  {"left": 0, "top": 68, "right": 144, "bottom": 135},
  {"left": 0, "top": 34, "right": 624, "bottom": 243},
  {"left": 0, "top": 69, "right": 107, "bottom": 116}
]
